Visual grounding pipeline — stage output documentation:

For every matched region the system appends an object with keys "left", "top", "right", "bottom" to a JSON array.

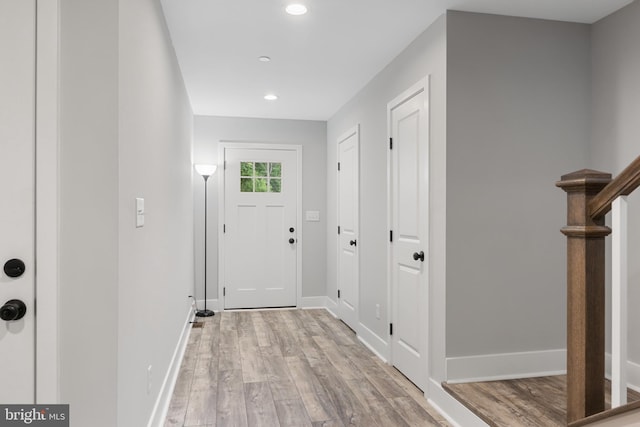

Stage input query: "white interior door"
[
  {"left": 224, "top": 147, "right": 299, "bottom": 309},
  {"left": 0, "top": 0, "right": 36, "bottom": 403},
  {"left": 389, "top": 78, "right": 429, "bottom": 391},
  {"left": 337, "top": 126, "right": 359, "bottom": 331}
]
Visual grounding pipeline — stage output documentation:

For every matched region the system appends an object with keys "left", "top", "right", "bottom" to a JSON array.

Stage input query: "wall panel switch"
[
  {"left": 136, "top": 198, "right": 145, "bottom": 228},
  {"left": 305, "top": 210, "right": 320, "bottom": 222}
]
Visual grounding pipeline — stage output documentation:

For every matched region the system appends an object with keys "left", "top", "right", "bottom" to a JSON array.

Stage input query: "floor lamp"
[{"left": 195, "top": 164, "right": 217, "bottom": 317}]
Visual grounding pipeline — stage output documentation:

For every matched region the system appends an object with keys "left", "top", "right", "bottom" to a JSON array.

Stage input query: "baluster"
[{"left": 611, "top": 195, "right": 628, "bottom": 408}]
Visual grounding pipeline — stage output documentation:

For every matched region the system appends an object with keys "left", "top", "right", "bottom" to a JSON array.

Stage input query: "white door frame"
[
  {"left": 386, "top": 76, "right": 430, "bottom": 389},
  {"left": 336, "top": 125, "right": 360, "bottom": 329},
  {"left": 35, "top": 0, "right": 60, "bottom": 403},
  {"left": 218, "top": 142, "right": 303, "bottom": 308}
]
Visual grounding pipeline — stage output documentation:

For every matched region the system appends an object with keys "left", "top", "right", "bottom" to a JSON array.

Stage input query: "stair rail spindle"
[{"left": 611, "top": 195, "right": 628, "bottom": 408}]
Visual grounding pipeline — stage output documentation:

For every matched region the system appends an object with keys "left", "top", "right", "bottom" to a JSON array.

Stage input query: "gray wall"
[
  {"left": 59, "top": 0, "right": 194, "bottom": 425},
  {"left": 446, "top": 11, "right": 591, "bottom": 357},
  {"left": 193, "top": 116, "right": 327, "bottom": 302},
  {"left": 591, "top": 0, "right": 640, "bottom": 365},
  {"left": 326, "top": 15, "right": 448, "bottom": 379},
  {"left": 117, "top": 0, "right": 194, "bottom": 425}
]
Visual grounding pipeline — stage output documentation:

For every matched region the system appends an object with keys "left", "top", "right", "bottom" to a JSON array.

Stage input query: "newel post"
[{"left": 556, "top": 170, "right": 612, "bottom": 423}]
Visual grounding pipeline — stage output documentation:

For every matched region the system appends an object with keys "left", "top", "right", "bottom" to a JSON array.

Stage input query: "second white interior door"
[
  {"left": 223, "top": 146, "right": 298, "bottom": 309},
  {"left": 337, "top": 126, "right": 359, "bottom": 331}
]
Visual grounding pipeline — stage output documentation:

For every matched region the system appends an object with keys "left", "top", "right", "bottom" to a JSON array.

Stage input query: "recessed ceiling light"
[
  {"left": 264, "top": 94, "right": 278, "bottom": 101},
  {"left": 258, "top": 56, "right": 271, "bottom": 62},
  {"left": 285, "top": 4, "right": 307, "bottom": 15}
]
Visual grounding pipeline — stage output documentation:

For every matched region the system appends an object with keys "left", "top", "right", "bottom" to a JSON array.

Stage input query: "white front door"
[
  {"left": 337, "top": 126, "right": 359, "bottom": 331},
  {"left": 223, "top": 146, "right": 299, "bottom": 309},
  {"left": 389, "top": 78, "right": 429, "bottom": 391},
  {"left": 0, "top": 0, "right": 36, "bottom": 403}
]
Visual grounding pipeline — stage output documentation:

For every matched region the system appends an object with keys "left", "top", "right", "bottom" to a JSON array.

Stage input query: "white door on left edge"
[
  {"left": 0, "top": 0, "right": 36, "bottom": 403},
  {"left": 224, "top": 147, "right": 298, "bottom": 309}
]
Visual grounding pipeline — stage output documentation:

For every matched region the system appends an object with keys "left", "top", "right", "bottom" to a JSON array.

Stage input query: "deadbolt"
[
  {"left": 3, "top": 259, "right": 25, "bottom": 278},
  {"left": 0, "top": 299, "right": 27, "bottom": 321},
  {"left": 289, "top": 238, "right": 295, "bottom": 244},
  {"left": 289, "top": 227, "right": 295, "bottom": 233}
]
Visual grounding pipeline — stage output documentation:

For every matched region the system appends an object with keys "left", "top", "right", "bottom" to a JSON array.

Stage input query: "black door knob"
[
  {"left": 289, "top": 227, "right": 295, "bottom": 233},
  {"left": 413, "top": 251, "right": 424, "bottom": 262},
  {"left": 289, "top": 238, "right": 295, "bottom": 244},
  {"left": 0, "top": 299, "right": 27, "bottom": 321},
  {"left": 4, "top": 259, "right": 25, "bottom": 278},
  {"left": 349, "top": 240, "right": 357, "bottom": 246}
]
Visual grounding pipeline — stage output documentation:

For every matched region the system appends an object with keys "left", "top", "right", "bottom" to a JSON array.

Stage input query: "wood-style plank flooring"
[
  {"left": 443, "top": 376, "right": 640, "bottom": 427},
  {"left": 164, "top": 309, "right": 450, "bottom": 427}
]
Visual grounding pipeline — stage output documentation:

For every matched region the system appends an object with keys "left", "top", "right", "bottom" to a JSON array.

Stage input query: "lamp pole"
[{"left": 195, "top": 164, "right": 216, "bottom": 317}]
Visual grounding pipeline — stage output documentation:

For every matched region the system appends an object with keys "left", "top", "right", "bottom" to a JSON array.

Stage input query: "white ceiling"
[{"left": 160, "top": 0, "right": 632, "bottom": 121}]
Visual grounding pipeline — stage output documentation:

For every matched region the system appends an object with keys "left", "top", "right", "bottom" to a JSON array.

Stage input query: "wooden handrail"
[{"left": 589, "top": 155, "right": 640, "bottom": 219}]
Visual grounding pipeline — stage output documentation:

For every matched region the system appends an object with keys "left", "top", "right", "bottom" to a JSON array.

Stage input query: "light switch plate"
[
  {"left": 305, "top": 210, "right": 320, "bottom": 222},
  {"left": 136, "top": 198, "right": 145, "bottom": 228}
]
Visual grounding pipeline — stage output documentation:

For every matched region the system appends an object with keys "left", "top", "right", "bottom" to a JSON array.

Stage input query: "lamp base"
[{"left": 195, "top": 309, "right": 215, "bottom": 317}]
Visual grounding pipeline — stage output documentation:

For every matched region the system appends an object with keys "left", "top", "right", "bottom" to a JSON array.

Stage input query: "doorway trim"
[
  {"left": 217, "top": 142, "right": 303, "bottom": 309},
  {"left": 386, "top": 76, "right": 430, "bottom": 390},
  {"left": 35, "top": 0, "right": 60, "bottom": 404}
]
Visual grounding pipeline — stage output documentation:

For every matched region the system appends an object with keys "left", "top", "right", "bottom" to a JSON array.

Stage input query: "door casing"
[{"left": 218, "top": 142, "right": 303, "bottom": 309}]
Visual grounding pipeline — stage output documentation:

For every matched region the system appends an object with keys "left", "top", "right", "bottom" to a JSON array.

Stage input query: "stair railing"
[{"left": 557, "top": 155, "right": 640, "bottom": 424}]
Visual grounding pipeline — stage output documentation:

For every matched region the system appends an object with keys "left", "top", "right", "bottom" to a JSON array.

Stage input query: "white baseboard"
[
  {"left": 446, "top": 349, "right": 566, "bottom": 384},
  {"left": 428, "top": 379, "right": 488, "bottom": 427},
  {"left": 446, "top": 349, "right": 640, "bottom": 391},
  {"left": 357, "top": 322, "right": 389, "bottom": 363},
  {"left": 196, "top": 298, "right": 219, "bottom": 312},
  {"left": 628, "top": 360, "right": 640, "bottom": 392},
  {"left": 147, "top": 307, "right": 195, "bottom": 427},
  {"left": 605, "top": 353, "right": 640, "bottom": 393},
  {"left": 324, "top": 297, "right": 338, "bottom": 317},
  {"left": 210, "top": 296, "right": 330, "bottom": 312},
  {"left": 300, "top": 296, "right": 328, "bottom": 308}
]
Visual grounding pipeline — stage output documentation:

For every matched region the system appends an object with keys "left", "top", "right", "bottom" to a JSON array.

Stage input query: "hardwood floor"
[
  {"left": 443, "top": 376, "right": 640, "bottom": 427},
  {"left": 164, "top": 309, "right": 450, "bottom": 427}
]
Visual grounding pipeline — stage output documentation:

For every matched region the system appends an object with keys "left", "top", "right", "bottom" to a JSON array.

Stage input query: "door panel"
[
  {"left": 224, "top": 148, "right": 298, "bottom": 309},
  {"left": 337, "top": 128, "right": 359, "bottom": 331},
  {"left": 265, "top": 205, "right": 286, "bottom": 288},
  {"left": 390, "top": 80, "right": 428, "bottom": 391},
  {"left": 0, "top": 0, "right": 36, "bottom": 403}
]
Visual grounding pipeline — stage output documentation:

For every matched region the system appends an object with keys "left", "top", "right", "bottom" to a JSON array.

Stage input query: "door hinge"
[
  {"left": 338, "top": 226, "right": 341, "bottom": 235},
  {"left": 338, "top": 290, "right": 341, "bottom": 299},
  {"left": 223, "top": 287, "right": 226, "bottom": 297},
  {"left": 390, "top": 230, "right": 393, "bottom": 242},
  {"left": 390, "top": 323, "right": 393, "bottom": 335},
  {"left": 389, "top": 137, "right": 393, "bottom": 150},
  {"left": 338, "top": 162, "right": 341, "bottom": 171},
  {"left": 223, "top": 224, "right": 226, "bottom": 233},
  {"left": 224, "top": 160, "right": 227, "bottom": 170}
]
